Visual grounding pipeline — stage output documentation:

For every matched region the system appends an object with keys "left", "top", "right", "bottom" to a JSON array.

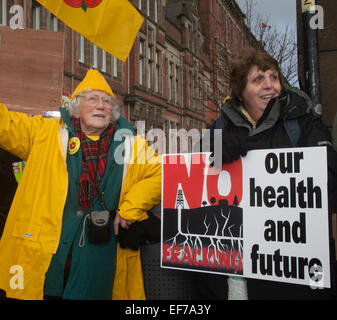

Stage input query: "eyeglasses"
[{"left": 81, "top": 94, "right": 113, "bottom": 108}]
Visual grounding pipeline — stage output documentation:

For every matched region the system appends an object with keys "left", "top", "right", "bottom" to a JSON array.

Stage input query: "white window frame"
[
  {"left": 78, "top": 35, "right": 85, "bottom": 63},
  {"left": 154, "top": 0, "right": 158, "bottom": 23},
  {"left": 32, "top": 5, "right": 40, "bottom": 30},
  {"left": 139, "top": 40, "right": 144, "bottom": 85},
  {"left": 147, "top": 45, "right": 152, "bottom": 89},
  {"left": 1, "top": 0, "right": 8, "bottom": 26},
  {"left": 51, "top": 15, "right": 58, "bottom": 32},
  {"left": 154, "top": 51, "right": 159, "bottom": 92},
  {"left": 175, "top": 66, "right": 180, "bottom": 104},
  {"left": 101, "top": 50, "right": 107, "bottom": 73},
  {"left": 147, "top": 62, "right": 151, "bottom": 89},
  {"left": 168, "top": 61, "right": 173, "bottom": 101},
  {"left": 93, "top": 44, "right": 98, "bottom": 68},
  {"left": 146, "top": 0, "right": 150, "bottom": 16},
  {"left": 139, "top": 57, "right": 143, "bottom": 85},
  {"left": 113, "top": 56, "right": 118, "bottom": 78}
]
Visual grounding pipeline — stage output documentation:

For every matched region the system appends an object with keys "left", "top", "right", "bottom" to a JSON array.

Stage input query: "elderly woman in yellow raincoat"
[{"left": 0, "top": 69, "right": 161, "bottom": 300}]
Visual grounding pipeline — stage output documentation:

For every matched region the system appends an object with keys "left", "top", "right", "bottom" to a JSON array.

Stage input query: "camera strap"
[
  {"left": 98, "top": 191, "right": 107, "bottom": 211},
  {"left": 78, "top": 191, "right": 105, "bottom": 247},
  {"left": 79, "top": 213, "right": 91, "bottom": 248}
]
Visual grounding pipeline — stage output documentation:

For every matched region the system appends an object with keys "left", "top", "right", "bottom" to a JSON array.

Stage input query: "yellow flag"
[{"left": 36, "top": 0, "right": 143, "bottom": 61}]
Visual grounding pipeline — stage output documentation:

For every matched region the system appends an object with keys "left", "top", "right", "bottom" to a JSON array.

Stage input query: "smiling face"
[
  {"left": 75, "top": 90, "right": 113, "bottom": 135},
  {"left": 241, "top": 65, "right": 282, "bottom": 122}
]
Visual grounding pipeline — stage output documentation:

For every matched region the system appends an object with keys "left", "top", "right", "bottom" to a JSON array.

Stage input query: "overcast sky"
[
  {"left": 236, "top": 0, "right": 297, "bottom": 33},
  {"left": 235, "top": 0, "right": 299, "bottom": 85}
]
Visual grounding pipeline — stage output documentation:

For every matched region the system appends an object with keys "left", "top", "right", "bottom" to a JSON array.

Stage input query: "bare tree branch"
[{"left": 240, "top": 0, "right": 298, "bottom": 86}]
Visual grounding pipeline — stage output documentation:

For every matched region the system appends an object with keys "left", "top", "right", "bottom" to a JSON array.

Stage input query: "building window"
[
  {"left": 92, "top": 45, "right": 98, "bottom": 69},
  {"left": 176, "top": 66, "right": 181, "bottom": 105},
  {"left": 97, "top": 47, "right": 103, "bottom": 71},
  {"left": 225, "top": 15, "right": 230, "bottom": 48},
  {"left": 173, "top": 65, "right": 177, "bottom": 103},
  {"left": 147, "top": 27, "right": 154, "bottom": 45},
  {"left": 1, "top": 0, "right": 15, "bottom": 26},
  {"left": 31, "top": 1, "right": 49, "bottom": 30},
  {"left": 101, "top": 50, "right": 107, "bottom": 73},
  {"left": 50, "top": 14, "right": 58, "bottom": 31},
  {"left": 139, "top": 39, "right": 145, "bottom": 86},
  {"left": 199, "top": 78, "right": 205, "bottom": 112},
  {"left": 194, "top": 72, "right": 198, "bottom": 109},
  {"left": 167, "top": 63, "right": 181, "bottom": 105},
  {"left": 80, "top": 37, "right": 92, "bottom": 66},
  {"left": 189, "top": 70, "right": 193, "bottom": 108},
  {"left": 154, "top": 0, "right": 158, "bottom": 23},
  {"left": 196, "top": 75, "right": 201, "bottom": 111},
  {"left": 168, "top": 62, "right": 173, "bottom": 101},
  {"left": 105, "top": 52, "right": 111, "bottom": 76},
  {"left": 93, "top": 47, "right": 108, "bottom": 74},
  {"left": 112, "top": 56, "right": 118, "bottom": 78},
  {"left": 146, "top": 0, "right": 150, "bottom": 16},
  {"left": 154, "top": 50, "right": 161, "bottom": 93},
  {"left": 146, "top": 27, "right": 154, "bottom": 90},
  {"left": 189, "top": 25, "right": 193, "bottom": 52},
  {"left": 78, "top": 35, "right": 85, "bottom": 63},
  {"left": 0, "top": 0, "right": 5, "bottom": 25},
  {"left": 77, "top": 34, "right": 118, "bottom": 78},
  {"left": 154, "top": 52, "right": 158, "bottom": 92},
  {"left": 166, "top": 120, "right": 180, "bottom": 153},
  {"left": 147, "top": 45, "right": 153, "bottom": 89},
  {"left": 32, "top": 3, "right": 40, "bottom": 29},
  {"left": 49, "top": 15, "right": 64, "bottom": 32},
  {"left": 229, "top": 20, "right": 233, "bottom": 52}
]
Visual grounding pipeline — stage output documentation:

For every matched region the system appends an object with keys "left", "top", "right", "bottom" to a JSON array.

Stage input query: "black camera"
[{"left": 88, "top": 210, "right": 112, "bottom": 244}]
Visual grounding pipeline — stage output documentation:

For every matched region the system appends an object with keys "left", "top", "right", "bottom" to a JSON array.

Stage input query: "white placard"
[{"left": 161, "top": 147, "right": 330, "bottom": 288}]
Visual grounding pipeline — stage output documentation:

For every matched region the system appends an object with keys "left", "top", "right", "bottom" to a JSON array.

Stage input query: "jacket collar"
[
  {"left": 221, "top": 88, "right": 311, "bottom": 135},
  {"left": 277, "top": 89, "right": 312, "bottom": 120},
  {"left": 221, "top": 95, "right": 280, "bottom": 136}
]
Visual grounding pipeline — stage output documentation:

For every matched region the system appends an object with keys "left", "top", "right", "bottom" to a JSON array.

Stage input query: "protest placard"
[{"left": 161, "top": 147, "right": 330, "bottom": 288}]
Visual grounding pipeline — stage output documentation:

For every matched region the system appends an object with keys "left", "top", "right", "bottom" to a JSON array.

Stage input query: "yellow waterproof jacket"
[{"left": 0, "top": 104, "right": 161, "bottom": 300}]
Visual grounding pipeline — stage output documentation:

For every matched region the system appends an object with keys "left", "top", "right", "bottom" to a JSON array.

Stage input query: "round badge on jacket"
[{"left": 69, "top": 137, "right": 80, "bottom": 155}]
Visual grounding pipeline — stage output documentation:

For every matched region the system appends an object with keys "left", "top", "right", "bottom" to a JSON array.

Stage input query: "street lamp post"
[{"left": 301, "top": 0, "right": 322, "bottom": 116}]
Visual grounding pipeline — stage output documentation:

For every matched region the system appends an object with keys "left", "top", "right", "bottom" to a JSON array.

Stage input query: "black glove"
[
  {"left": 117, "top": 213, "right": 161, "bottom": 251},
  {"left": 210, "top": 128, "right": 248, "bottom": 167},
  {"left": 221, "top": 131, "right": 248, "bottom": 163}
]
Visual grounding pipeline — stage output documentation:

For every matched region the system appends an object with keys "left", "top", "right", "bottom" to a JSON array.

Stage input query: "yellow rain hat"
[{"left": 71, "top": 69, "right": 114, "bottom": 100}]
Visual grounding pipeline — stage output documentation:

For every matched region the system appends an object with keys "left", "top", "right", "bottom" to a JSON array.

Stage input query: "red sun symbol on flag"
[{"left": 63, "top": 0, "right": 103, "bottom": 11}]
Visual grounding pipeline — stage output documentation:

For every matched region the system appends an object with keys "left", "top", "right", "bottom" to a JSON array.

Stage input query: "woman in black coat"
[{"left": 199, "top": 48, "right": 337, "bottom": 300}]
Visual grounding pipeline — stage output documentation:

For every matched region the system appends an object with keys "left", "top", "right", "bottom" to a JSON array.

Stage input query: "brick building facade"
[{"left": 1, "top": 0, "right": 258, "bottom": 148}]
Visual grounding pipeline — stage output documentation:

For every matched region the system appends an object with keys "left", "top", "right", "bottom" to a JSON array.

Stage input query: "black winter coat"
[{"left": 199, "top": 89, "right": 337, "bottom": 300}]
